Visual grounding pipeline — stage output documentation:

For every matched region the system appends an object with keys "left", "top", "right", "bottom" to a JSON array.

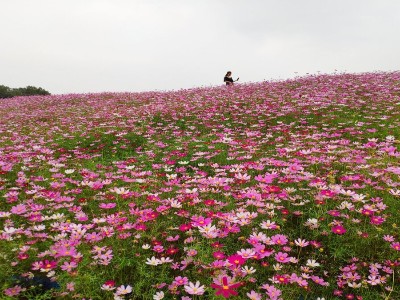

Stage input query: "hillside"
[{"left": 0, "top": 72, "right": 399, "bottom": 299}]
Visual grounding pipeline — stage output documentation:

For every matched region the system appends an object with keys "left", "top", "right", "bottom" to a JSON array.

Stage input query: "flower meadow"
[{"left": 0, "top": 72, "right": 399, "bottom": 300}]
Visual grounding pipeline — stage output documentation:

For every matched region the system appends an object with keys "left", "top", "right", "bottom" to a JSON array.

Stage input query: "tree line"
[{"left": 0, "top": 85, "right": 50, "bottom": 99}]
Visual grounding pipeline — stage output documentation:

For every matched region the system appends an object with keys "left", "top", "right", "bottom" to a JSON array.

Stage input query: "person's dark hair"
[{"left": 225, "top": 71, "right": 232, "bottom": 77}]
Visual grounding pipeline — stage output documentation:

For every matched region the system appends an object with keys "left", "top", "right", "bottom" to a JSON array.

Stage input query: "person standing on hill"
[{"left": 224, "top": 71, "right": 239, "bottom": 86}]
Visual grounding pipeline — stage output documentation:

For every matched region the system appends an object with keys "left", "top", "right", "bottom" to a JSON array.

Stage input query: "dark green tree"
[
  {"left": 0, "top": 85, "right": 13, "bottom": 98},
  {"left": 0, "top": 85, "right": 50, "bottom": 98}
]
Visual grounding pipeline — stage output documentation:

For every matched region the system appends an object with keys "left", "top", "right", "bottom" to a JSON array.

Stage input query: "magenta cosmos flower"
[
  {"left": 211, "top": 276, "right": 243, "bottom": 298},
  {"left": 331, "top": 225, "right": 347, "bottom": 235},
  {"left": 227, "top": 254, "right": 245, "bottom": 265}
]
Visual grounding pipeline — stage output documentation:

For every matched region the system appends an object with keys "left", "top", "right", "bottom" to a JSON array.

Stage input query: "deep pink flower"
[
  {"left": 104, "top": 280, "right": 115, "bottom": 288},
  {"left": 332, "top": 225, "right": 346, "bottom": 235},
  {"left": 17, "top": 252, "right": 29, "bottom": 260},
  {"left": 40, "top": 260, "right": 58, "bottom": 271},
  {"left": 213, "top": 251, "right": 225, "bottom": 259},
  {"left": 227, "top": 254, "right": 245, "bottom": 266},
  {"left": 211, "top": 276, "right": 242, "bottom": 298},
  {"left": 274, "top": 274, "right": 289, "bottom": 284},
  {"left": 370, "top": 215, "right": 385, "bottom": 225},
  {"left": 179, "top": 223, "right": 192, "bottom": 231}
]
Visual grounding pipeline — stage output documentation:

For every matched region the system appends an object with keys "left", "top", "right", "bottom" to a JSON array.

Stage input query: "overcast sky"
[{"left": 1, "top": 0, "right": 400, "bottom": 94}]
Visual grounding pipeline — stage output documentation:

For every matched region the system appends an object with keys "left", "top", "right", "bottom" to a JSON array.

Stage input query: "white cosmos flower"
[
  {"left": 169, "top": 200, "right": 182, "bottom": 208},
  {"left": 3, "top": 227, "right": 17, "bottom": 234},
  {"left": 198, "top": 224, "right": 217, "bottom": 234},
  {"left": 294, "top": 238, "right": 309, "bottom": 247},
  {"left": 153, "top": 291, "right": 164, "bottom": 300},
  {"left": 142, "top": 244, "right": 151, "bottom": 249},
  {"left": 159, "top": 257, "right": 173, "bottom": 264},
  {"left": 386, "top": 135, "right": 395, "bottom": 142},
  {"left": 306, "top": 259, "right": 320, "bottom": 267},
  {"left": 389, "top": 189, "right": 400, "bottom": 196},
  {"left": 241, "top": 265, "right": 256, "bottom": 274},
  {"left": 166, "top": 174, "right": 177, "bottom": 180},
  {"left": 115, "top": 285, "right": 132, "bottom": 295},
  {"left": 145, "top": 256, "right": 162, "bottom": 266},
  {"left": 109, "top": 187, "right": 130, "bottom": 195},
  {"left": 0, "top": 212, "right": 11, "bottom": 218}
]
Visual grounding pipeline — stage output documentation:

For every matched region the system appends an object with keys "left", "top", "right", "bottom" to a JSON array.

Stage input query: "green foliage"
[
  {"left": 0, "top": 85, "right": 50, "bottom": 99},
  {"left": 0, "top": 85, "right": 13, "bottom": 98}
]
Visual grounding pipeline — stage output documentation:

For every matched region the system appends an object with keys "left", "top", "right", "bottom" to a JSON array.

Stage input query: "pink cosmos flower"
[
  {"left": 66, "top": 282, "right": 75, "bottom": 291},
  {"left": 173, "top": 276, "right": 188, "bottom": 286},
  {"left": 10, "top": 204, "right": 27, "bottom": 215},
  {"left": 99, "top": 202, "right": 116, "bottom": 209},
  {"left": 254, "top": 173, "right": 277, "bottom": 183},
  {"left": 153, "top": 245, "right": 164, "bottom": 253},
  {"left": 191, "top": 216, "right": 212, "bottom": 227},
  {"left": 60, "top": 261, "right": 78, "bottom": 272},
  {"left": 187, "top": 249, "right": 197, "bottom": 256},
  {"left": 254, "top": 244, "right": 274, "bottom": 259},
  {"left": 213, "top": 251, "right": 225, "bottom": 259},
  {"left": 390, "top": 242, "right": 400, "bottom": 251},
  {"left": 4, "top": 285, "right": 26, "bottom": 296},
  {"left": 270, "top": 234, "right": 288, "bottom": 245},
  {"left": 54, "top": 246, "right": 77, "bottom": 258},
  {"left": 85, "top": 232, "right": 103, "bottom": 243},
  {"left": 247, "top": 290, "right": 262, "bottom": 300},
  {"left": 262, "top": 284, "right": 282, "bottom": 300},
  {"left": 17, "top": 252, "right": 29, "bottom": 260},
  {"left": 311, "top": 275, "right": 329, "bottom": 286},
  {"left": 274, "top": 252, "right": 290, "bottom": 263}
]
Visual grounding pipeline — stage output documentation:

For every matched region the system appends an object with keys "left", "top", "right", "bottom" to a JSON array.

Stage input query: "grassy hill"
[{"left": 0, "top": 72, "right": 399, "bottom": 299}]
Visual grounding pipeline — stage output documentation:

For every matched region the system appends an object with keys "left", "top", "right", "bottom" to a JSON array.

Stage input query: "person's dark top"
[{"left": 224, "top": 76, "right": 234, "bottom": 85}]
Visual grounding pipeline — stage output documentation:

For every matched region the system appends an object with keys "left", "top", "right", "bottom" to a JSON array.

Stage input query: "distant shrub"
[
  {"left": 0, "top": 85, "right": 13, "bottom": 98},
  {"left": 0, "top": 84, "right": 50, "bottom": 98}
]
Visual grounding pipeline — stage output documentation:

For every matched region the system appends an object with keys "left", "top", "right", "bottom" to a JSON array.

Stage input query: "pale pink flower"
[
  {"left": 115, "top": 285, "right": 132, "bottom": 295},
  {"left": 184, "top": 281, "right": 205, "bottom": 295}
]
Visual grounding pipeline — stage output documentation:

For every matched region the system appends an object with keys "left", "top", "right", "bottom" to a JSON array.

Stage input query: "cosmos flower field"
[{"left": 0, "top": 72, "right": 399, "bottom": 300}]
